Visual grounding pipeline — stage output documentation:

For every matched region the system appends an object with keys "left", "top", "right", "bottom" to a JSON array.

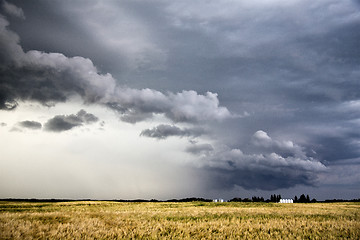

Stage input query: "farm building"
[
  {"left": 279, "top": 199, "right": 293, "bottom": 203},
  {"left": 213, "top": 198, "right": 224, "bottom": 203}
]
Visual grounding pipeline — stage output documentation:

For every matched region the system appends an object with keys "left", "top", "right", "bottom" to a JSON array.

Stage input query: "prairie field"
[{"left": 0, "top": 201, "right": 359, "bottom": 239}]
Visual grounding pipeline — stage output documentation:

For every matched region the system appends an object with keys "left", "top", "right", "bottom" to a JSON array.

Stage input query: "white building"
[
  {"left": 279, "top": 199, "right": 293, "bottom": 203},
  {"left": 213, "top": 198, "right": 224, "bottom": 203}
]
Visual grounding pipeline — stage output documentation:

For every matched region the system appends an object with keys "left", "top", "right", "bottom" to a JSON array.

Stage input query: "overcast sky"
[{"left": 0, "top": 0, "right": 359, "bottom": 200}]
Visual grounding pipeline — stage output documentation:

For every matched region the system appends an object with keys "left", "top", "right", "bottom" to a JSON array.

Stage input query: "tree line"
[{"left": 229, "top": 194, "right": 317, "bottom": 203}]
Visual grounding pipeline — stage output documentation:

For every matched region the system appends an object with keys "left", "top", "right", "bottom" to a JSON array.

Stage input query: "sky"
[{"left": 0, "top": 0, "right": 359, "bottom": 201}]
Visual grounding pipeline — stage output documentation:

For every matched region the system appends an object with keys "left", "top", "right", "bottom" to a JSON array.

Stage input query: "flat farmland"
[{"left": 0, "top": 201, "right": 359, "bottom": 239}]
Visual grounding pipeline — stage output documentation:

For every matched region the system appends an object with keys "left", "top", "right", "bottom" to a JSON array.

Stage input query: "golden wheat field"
[{"left": 0, "top": 201, "right": 359, "bottom": 239}]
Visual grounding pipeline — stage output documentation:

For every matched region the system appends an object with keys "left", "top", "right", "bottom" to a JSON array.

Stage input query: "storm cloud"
[
  {"left": 189, "top": 131, "right": 326, "bottom": 190},
  {"left": 0, "top": 0, "right": 359, "bottom": 199},
  {"left": 44, "top": 109, "right": 99, "bottom": 132},
  {"left": 0, "top": 12, "right": 231, "bottom": 124}
]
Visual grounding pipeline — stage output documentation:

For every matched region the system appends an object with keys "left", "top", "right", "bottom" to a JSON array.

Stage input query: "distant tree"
[
  {"left": 229, "top": 198, "right": 242, "bottom": 202},
  {"left": 251, "top": 196, "right": 265, "bottom": 202},
  {"left": 306, "top": 195, "right": 310, "bottom": 203},
  {"left": 311, "top": 198, "right": 317, "bottom": 203},
  {"left": 299, "top": 194, "right": 306, "bottom": 203},
  {"left": 269, "top": 194, "right": 282, "bottom": 202},
  {"left": 294, "top": 196, "right": 298, "bottom": 203}
]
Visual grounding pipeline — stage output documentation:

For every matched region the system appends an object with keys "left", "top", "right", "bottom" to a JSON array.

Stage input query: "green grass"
[{"left": 0, "top": 201, "right": 359, "bottom": 239}]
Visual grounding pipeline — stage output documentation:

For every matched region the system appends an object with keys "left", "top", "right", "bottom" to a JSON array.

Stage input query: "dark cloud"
[
  {"left": 0, "top": 27, "right": 117, "bottom": 108},
  {"left": 140, "top": 124, "right": 204, "bottom": 139},
  {"left": 18, "top": 120, "right": 41, "bottom": 129},
  {"left": 209, "top": 167, "right": 320, "bottom": 191},
  {"left": 207, "top": 151, "right": 326, "bottom": 191},
  {"left": 2, "top": 0, "right": 25, "bottom": 19},
  {"left": 309, "top": 135, "right": 360, "bottom": 164},
  {"left": 0, "top": 12, "right": 231, "bottom": 124},
  {"left": 44, "top": 109, "right": 98, "bottom": 132},
  {"left": 190, "top": 131, "right": 326, "bottom": 190}
]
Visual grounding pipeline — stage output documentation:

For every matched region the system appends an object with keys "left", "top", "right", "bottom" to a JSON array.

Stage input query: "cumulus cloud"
[
  {"left": 0, "top": 13, "right": 114, "bottom": 108},
  {"left": 252, "top": 130, "right": 305, "bottom": 158},
  {"left": 107, "top": 89, "right": 231, "bottom": 123},
  {"left": 140, "top": 124, "right": 204, "bottom": 139},
  {"left": 0, "top": 122, "right": 6, "bottom": 127},
  {"left": 0, "top": 13, "right": 231, "bottom": 124},
  {"left": 2, "top": 0, "right": 25, "bottom": 19},
  {"left": 206, "top": 149, "right": 326, "bottom": 190},
  {"left": 252, "top": 130, "right": 271, "bottom": 142},
  {"left": 18, "top": 120, "right": 42, "bottom": 130},
  {"left": 187, "top": 131, "right": 326, "bottom": 190},
  {"left": 44, "top": 109, "right": 99, "bottom": 132}
]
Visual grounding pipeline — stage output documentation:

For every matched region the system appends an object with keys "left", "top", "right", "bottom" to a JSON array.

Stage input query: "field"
[{"left": 0, "top": 201, "right": 359, "bottom": 239}]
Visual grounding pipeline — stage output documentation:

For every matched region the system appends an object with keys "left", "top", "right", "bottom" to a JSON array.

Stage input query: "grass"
[{"left": 0, "top": 201, "right": 359, "bottom": 239}]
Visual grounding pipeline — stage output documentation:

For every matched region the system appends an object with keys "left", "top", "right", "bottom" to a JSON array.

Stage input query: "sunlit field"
[{"left": 0, "top": 201, "right": 359, "bottom": 239}]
